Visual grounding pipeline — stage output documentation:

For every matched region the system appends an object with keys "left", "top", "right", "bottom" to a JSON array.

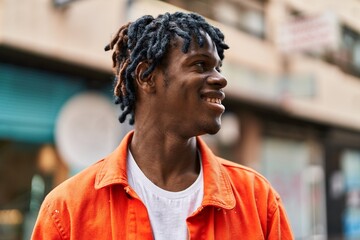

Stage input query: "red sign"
[{"left": 277, "top": 12, "right": 340, "bottom": 53}]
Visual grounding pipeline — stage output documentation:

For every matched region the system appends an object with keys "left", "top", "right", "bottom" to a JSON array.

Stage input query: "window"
[
  {"left": 261, "top": 135, "right": 326, "bottom": 239},
  {"left": 161, "top": 0, "right": 266, "bottom": 39},
  {"left": 342, "top": 27, "right": 360, "bottom": 69},
  {"left": 215, "top": 0, "right": 265, "bottom": 38},
  {"left": 321, "top": 25, "right": 360, "bottom": 78}
]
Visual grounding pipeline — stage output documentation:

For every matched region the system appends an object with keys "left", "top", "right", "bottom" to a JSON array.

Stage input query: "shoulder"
[
  {"left": 33, "top": 160, "right": 111, "bottom": 239},
  {"left": 37, "top": 160, "right": 110, "bottom": 228},
  {"left": 214, "top": 158, "right": 293, "bottom": 238},
  {"left": 218, "top": 157, "right": 269, "bottom": 182},
  {"left": 217, "top": 157, "right": 283, "bottom": 219},
  {"left": 43, "top": 160, "right": 105, "bottom": 207},
  {"left": 217, "top": 157, "right": 280, "bottom": 200}
]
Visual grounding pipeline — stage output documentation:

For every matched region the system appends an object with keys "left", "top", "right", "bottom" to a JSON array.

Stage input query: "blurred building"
[{"left": 1, "top": 0, "right": 360, "bottom": 239}]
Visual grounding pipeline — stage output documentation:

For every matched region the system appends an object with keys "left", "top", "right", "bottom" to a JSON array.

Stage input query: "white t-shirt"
[{"left": 127, "top": 150, "right": 204, "bottom": 240}]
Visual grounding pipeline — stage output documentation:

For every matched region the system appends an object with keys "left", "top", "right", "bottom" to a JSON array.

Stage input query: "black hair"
[{"left": 105, "top": 12, "right": 229, "bottom": 125}]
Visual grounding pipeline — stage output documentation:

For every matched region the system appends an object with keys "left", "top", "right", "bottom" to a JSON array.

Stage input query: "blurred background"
[{"left": 1, "top": 0, "right": 360, "bottom": 239}]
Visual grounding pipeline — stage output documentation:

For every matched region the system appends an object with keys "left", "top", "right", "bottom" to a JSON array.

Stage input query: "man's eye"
[{"left": 195, "top": 62, "right": 206, "bottom": 72}]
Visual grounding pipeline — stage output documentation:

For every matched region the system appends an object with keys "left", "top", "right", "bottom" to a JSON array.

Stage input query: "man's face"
[{"left": 153, "top": 32, "right": 227, "bottom": 138}]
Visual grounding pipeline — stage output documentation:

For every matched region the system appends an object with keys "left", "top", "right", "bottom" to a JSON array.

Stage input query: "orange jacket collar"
[{"left": 94, "top": 131, "right": 235, "bottom": 210}]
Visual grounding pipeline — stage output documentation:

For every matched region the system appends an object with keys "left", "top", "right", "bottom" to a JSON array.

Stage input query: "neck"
[{"left": 130, "top": 127, "right": 200, "bottom": 191}]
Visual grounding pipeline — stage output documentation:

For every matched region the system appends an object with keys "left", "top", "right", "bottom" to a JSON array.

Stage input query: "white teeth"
[{"left": 205, "top": 97, "right": 221, "bottom": 104}]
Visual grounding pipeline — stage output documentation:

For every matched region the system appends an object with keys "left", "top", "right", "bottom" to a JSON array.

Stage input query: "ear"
[{"left": 135, "top": 61, "right": 156, "bottom": 94}]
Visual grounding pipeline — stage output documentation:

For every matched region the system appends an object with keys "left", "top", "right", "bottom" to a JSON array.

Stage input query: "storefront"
[
  {"left": 325, "top": 130, "right": 360, "bottom": 239},
  {"left": 0, "top": 54, "right": 125, "bottom": 239}
]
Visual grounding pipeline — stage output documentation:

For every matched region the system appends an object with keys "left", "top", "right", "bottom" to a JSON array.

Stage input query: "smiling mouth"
[{"left": 204, "top": 97, "right": 222, "bottom": 104}]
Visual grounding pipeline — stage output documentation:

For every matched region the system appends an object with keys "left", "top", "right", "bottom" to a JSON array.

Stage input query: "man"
[{"left": 32, "top": 12, "right": 293, "bottom": 239}]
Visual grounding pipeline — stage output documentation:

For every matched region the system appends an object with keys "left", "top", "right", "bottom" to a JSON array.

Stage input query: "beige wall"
[
  {"left": 0, "top": 0, "right": 126, "bottom": 71},
  {"left": 285, "top": 55, "right": 360, "bottom": 130}
]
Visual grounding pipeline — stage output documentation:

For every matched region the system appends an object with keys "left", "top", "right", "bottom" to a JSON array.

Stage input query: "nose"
[{"left": 207, "top": 71, "right": 227, "bottom": 89}]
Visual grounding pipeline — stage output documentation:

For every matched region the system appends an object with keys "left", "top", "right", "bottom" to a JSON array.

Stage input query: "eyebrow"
[{"left": 186, "top": 53, "right": 222, "bottom": 65}]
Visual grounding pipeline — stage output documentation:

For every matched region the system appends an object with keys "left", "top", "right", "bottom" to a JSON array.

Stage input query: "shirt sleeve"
[
  {"left": 267, "top": 192, "right": 294, "bottom": 240},
  {"left": 31, "top": 201, "right": 64, "bottom": 240}
]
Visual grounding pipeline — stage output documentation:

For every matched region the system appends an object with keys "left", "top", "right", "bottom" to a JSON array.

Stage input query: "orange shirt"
[{"left": 32, "top": 131, "right": 294, "bottom": 239}]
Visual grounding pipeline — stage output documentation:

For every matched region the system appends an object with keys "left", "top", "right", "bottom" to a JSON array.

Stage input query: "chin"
[
  {"left": 202, "top": 120, "right": 222, "bottom": 135},
  {"left": 206, "top": 127, "right": 221, "bottom": 135}
]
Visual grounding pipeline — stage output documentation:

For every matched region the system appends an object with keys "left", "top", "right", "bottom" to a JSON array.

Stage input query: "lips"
[
  {"left": 201, "top": 90, "right": 225, "bottom": 104},
  {"left": 201, "top": 91, "right": 226, "bottom": 113}
]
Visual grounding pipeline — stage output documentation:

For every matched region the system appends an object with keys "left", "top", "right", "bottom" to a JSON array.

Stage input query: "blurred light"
[
  {"left": 38, "top": 144, "right": 58, "bottom": 174},
  {"left": 330, "top": 171, "right": 345, "bottom": 199},
  {"left": 218, "top": 113, "right": 239, "bottom": 146},
  {"left": 304, "top": 165, "right": 324, "bottom": 184},
  {"left": 0, "top": 210, "right": 23, "bottom": 225}
]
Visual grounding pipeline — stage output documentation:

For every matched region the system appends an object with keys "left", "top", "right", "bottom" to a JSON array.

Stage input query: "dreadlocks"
[{"left": 105, "top": 12, "right": 229, "bottom": 125}]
